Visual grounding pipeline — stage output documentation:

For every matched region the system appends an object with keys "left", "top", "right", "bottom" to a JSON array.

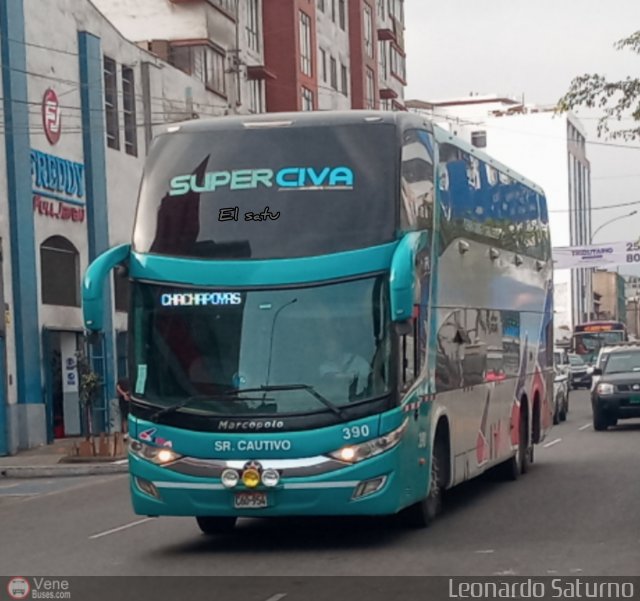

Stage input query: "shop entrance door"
[{"left": 43, "top": 329, "right": 82, "bottom": 440}]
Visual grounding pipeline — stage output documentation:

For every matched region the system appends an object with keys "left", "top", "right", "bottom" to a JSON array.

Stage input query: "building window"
[
  {"left": 378, "top": 40, "right": 388, "bottom": 79},
  {"left": 317, "top": 0, "right": 324, "bottom": 12},
  {"left": 302, "top": 87, "right": 314, "bottom": 111},
  {"left": 331, "top": 0, "right": 336, "bottom": 22},
  {"left": 248, "top": 79, "right": 264, "bottom": 113},
  {"left": 246, "top": 0, "right": 260, "bottom": 52},
  {"left": 299, "top": 11, "right": 312, "bottom": 76},
  {"left": 377, "top": 0, "right": 385, "bottom": 20},
  {"left": 204, "top": 46, "right": 226, "bottom": 95},
  {"left": 363, "top": 5, "right": 374, "bottom": 58},
  {"left": 471, "top": 131, "right": 487, "bottom": 148},
  {"left": 341, "top": 63, "right": 348, "bottom": 96},
  {"left": 338, "top": 0, "right": 346, "bottom": 30},
  {"left": 390, "top": 45, "right": 406, "bottom": 80},
  {"left": 103, "top": 56, "right": 119, "bottom": 150},
  {"left": 211, "top": 0, "right": 238, "bottom": 17},
  {"left": 319, "top": 48, "right": 327, "bottom": 82},
  {"left": 389, "top": 0, "right": 404, "bottom": 22},
  {"left": 365, "top": 67, "right": 375, "bottom": 109},
  {"left": 330, "top": 56, "right": 338, "bottom": 90},
  {"left": 170, "top": 45, "right": 227, "bottom": 96},
  {"left": 121, "top": 66, "right": 137, "bottom": 157},
  {"left": 40, "top": 236, "right": 80, "bottom": 307},
  {"left": 381, "top": 98, "right": 391, "bottom": 111}
]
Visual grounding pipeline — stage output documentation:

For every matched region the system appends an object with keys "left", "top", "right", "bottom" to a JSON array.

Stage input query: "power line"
[{"left": 549, "top": 199, "right": 640, "bottom": 213}]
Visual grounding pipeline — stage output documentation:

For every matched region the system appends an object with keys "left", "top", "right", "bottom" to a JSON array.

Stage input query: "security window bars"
[{"left": 122, "top": 66, "right": 137, "bottom": 157}]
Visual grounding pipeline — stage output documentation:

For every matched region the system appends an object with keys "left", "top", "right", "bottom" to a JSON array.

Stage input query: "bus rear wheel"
[
  {"left": 496, "top": 407, "right": 529, "bottom": 480},
  {"left": 402, "top": 440, "right": 444, "bottom": 528},
  {"left": 196, "top": 516, "right": 237, "bottom": 535}
]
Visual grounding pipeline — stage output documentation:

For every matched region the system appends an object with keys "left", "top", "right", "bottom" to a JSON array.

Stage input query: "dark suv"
[{"left": 591, "top": 347, "right": 640, "bottom": 430}]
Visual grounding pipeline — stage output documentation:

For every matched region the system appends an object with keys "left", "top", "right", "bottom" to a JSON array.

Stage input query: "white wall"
[{"left": 91, "top": 0, "right": 209, "bottom": 42}]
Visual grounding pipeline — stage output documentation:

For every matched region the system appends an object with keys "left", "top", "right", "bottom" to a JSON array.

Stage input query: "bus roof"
[{"left": 155, "top": 110, "right": 545, "bottom": 195}]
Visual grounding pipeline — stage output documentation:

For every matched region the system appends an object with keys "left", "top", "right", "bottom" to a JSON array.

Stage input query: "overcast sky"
[{"left": 405, "top": 1, "right": 640, "bottom": 269}]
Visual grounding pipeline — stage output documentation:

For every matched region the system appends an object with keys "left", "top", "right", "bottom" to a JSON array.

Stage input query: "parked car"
[
  {"left": 568, "top": 353, "right": 591, "bottom": 389},
  {"left": 591, "top": 346, "right": 640, "bottom": 430},
  {"left": 553, "top": 371, "right": 570, "bottom": 424}
]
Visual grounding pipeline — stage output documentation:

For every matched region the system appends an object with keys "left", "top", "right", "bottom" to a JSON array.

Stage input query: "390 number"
[{"left": 342, "top": 424, "right": 370, "bottom": 440}]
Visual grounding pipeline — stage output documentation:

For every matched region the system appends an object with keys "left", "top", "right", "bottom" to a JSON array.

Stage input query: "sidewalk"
[{"left": 0, "top": 437, "right": 128, "bottom": 479}]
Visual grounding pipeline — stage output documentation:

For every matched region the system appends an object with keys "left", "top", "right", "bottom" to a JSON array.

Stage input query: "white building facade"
[
  {"left": 406, "top": 96, "right": 593, "bottom": 339},
  {"left": 0, "top": 0, "right": 252, "bottom": 454}
]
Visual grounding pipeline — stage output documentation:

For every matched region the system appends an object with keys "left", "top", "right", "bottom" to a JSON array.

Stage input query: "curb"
[{"left": 0, "top": 463, "right": 129, "bottom": 479}]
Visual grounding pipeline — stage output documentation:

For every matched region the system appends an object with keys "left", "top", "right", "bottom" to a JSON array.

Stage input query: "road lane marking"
[
  {"left": 113, "top": 459, "right": 128, "bottom": 465},
  {"left": 543, "top": 438, "right": 562, "bottom": 448},
  {"left": 89, "top": 517, "right": 154, "bottom": 540},
  {"left": 579, "top": 423, "right": 592, "bottom": 431},
  {"left": 475, "top": 549, "right": 495, "bottom": 554},
  {"left": 264, "top": 595, "right": 287, "bottom": 601}
]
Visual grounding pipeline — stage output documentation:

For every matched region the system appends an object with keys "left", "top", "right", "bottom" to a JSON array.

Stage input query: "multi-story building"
[
  {"left": 406, "top": 95, "right": 593, "bottom": 336},
  {"left": 593, "top": 271, "right": 626, "bottom": 323},
  {"left": 264, "top": 0, "right": 406, "bottom": 112},
  {"left": 0, "top": 0, "right": 246, "bottom": 454},
  {"left": 92, "top": 0, "right": 266, "bottom": 115},
  {"left": 98, "top": 0, "right": 407, "bottom": 114}
]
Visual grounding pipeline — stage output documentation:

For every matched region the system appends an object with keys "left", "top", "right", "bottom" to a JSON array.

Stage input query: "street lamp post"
[
  {"left": 590, "top": 209, "right": 638, "bottom": 244},
  {"left": 589, "top": 209, "right": 638, "bottom": 321}
]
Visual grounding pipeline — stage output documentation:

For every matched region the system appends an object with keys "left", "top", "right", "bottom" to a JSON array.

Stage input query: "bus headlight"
[
  {"left": 328, "top": 419, "right": 409, "bottom": 464},
  {"left": 596, "top": 383, "right": 615, "bottom": 395},
  {"left": 130, "top": 440, "right": 182, "bottom": 465}
]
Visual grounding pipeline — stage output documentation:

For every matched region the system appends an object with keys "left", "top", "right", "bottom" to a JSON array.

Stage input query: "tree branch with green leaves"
[{"left": 556, "top": 31, "right": 640, "bottom": 141}]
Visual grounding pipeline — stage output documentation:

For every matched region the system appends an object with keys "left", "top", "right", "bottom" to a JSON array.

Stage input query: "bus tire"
[
  {"left": 402, "top": 438, "right": 445, "bottom": 528},
  {"left": 196, "top": 516, "right": 237, "bottom": 535},
  {"left": 519, "top": 407, "right": 531, "bottom": 474},
  {"left": 497, "top": 401, "right": 531, "bottom": 482}
]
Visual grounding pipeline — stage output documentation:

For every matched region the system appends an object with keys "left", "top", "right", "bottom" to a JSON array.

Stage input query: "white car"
[{"left": 553, "top": 371, "right": 569, "bottom": 424}]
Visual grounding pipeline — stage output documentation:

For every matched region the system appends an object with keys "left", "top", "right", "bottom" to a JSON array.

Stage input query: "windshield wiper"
[
  {"left": 148, "top": 393, "right": 270, "bottom": 422},
  {"left": 230, "top": 384, "right": 348, "bottom": 420}
]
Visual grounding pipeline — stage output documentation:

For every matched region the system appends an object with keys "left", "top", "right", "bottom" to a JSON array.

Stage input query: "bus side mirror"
[
  {"left": 389, "top": 232, "right": 428, "bottom": 322},
  {"left": 83, "top": 244, "right": 131, "bottom": 332}
]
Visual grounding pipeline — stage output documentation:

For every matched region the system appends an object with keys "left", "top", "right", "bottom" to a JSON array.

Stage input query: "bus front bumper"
[{"left": 128, "top": 447, "right": 418, "bottom": 518}]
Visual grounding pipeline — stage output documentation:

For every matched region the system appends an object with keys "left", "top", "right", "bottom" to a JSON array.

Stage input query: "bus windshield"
[
  {"left": 573, "top": 331, "right": 625, "bottom": 356},
  {"left": 133, "top": 123, "right": 398, "bottom": 260},
  {"left": 130, "top": 276, "right": 392, "bottom": 416}
]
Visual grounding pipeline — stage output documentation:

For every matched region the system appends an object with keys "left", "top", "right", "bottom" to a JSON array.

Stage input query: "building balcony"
[{"left": 169, "top": 0, "right": 237, "bottom": 21}]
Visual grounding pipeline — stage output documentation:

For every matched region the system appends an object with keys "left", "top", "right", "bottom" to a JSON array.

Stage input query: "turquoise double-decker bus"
[{"left": 83, "top": 111, "right": 554, "bottom": 533}]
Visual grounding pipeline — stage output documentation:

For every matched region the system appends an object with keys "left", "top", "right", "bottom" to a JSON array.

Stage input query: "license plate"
[
  {"left": 629, "top": 395, "right": 640, "bottom": 404},
  {"left": 234, "top": 492, "right": 268, "bottom": 509}
]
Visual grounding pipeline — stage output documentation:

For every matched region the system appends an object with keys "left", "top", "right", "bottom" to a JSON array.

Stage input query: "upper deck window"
[{"left": 133, "top": 123, "right": 398, "bottom": 260}]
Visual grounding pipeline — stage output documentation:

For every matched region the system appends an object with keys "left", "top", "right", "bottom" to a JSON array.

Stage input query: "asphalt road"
[{"left": 1, "top": 390, "right": 638, "bottom": 577}]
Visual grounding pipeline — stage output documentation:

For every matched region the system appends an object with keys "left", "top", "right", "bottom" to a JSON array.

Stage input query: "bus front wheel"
[
  {"left": 196, "top": 516, "right": 237, "bottom": 535},
  {"left": 402, "top": 440, "right": 445, "bottom": 528}
]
